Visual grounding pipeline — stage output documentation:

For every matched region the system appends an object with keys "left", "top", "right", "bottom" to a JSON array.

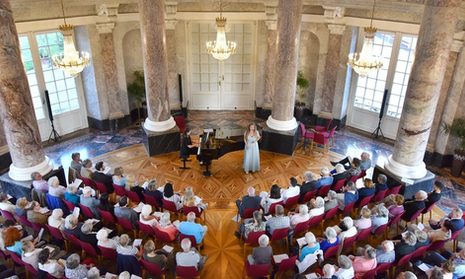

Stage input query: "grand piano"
[{"left": 197, "top": 128, "right": 245, "bottom": 176}]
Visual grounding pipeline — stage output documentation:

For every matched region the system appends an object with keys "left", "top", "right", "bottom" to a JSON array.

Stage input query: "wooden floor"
[{"left": 93, "top": 144, "right": 445, "bottom": 279}]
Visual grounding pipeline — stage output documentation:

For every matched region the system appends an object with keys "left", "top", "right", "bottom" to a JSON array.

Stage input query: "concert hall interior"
[{"left": 0, "top": 0, "right": 465, "bottom": 278}]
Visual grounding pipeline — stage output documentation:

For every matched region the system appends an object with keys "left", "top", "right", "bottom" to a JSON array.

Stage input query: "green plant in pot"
[
  {"left": 441, "top": 118, "right": 465, "bottom": 177},
  {"left": 127, "top": 70, "right": 146, "bottom": 125},
  {"left": 295, "top": 70, "right": 310, "bottom": 121}
]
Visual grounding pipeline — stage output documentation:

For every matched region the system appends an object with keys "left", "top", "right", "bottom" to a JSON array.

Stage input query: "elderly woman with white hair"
[
  {"left": 96, "top": 228, "right": 119, "bottom": 249},
  {"left": 299, "top": 171, "right": 317, "bottom": 203},
  {"left": 64, "top": 184, "right": 80, "bottom": 206},
  {"left": 319, "top": 227, "right": 339, "bottom": 252},
  {"left": 322, "top": 264, "right": 336, "bottom": 279},
  {"left": 375, "top": 240, "right": 395, "bottom": 263},
  {"left": 299, "top": 232, "right": 320, "bottom": 261},
  {"left": 86, "top": 267, "right": 101, "bottom": 279},
  {"left": 47, "top": 176, "right": 66, "bottom": 197},
  {"left": 176, "top": 238, "right": 207, "bottom": 270},
  {"left": 332, "top": 163, "right": 350, "bottom": 182},
  {"left": 248, "top": 234, "right": 272, "bottom": 265},
  {"left": 354, "top": 207, "right": 372, "bottom": 230},
  {"left": 332, "top": 216, "right": 358, "bottom": 241},
  {"left": 334, "top": 255, "right": 355, "bottom": 279},
  {"left": 371, "top": 204, "right": 389, "bottom": 232},
  {"left": 79, "top": 222, "right": 98, "bottom": 248},
  {"left": 139, "top": 204, "right": 159, "bottom": 227},
  {"left": 324, "top": 190, "right": 339, "bottom": 212},
  {"left": 315, "top": 167, "right": 334, "bottom": 188},
  {"left": 48, "top": 209, "right": 65, "bottom": 230},
  {"left": 65, "top": 253, "right": 88, "bottom": 279},
  {"left": 116, "top": 234, "right": 141, "bottom": 257},
  {"left": 182, "top": 187, "right": 207, "bottom": 210},
  {"left": 402, "top": 190, "right": 427, "bottom": 221},
  {"left": 308, "top": 196, "right": 325, "bottom": 218},
  {"left": 349, "top": 245, "right": 377, "bottom": 279},
  {"left": 156, "top": 212, "right": 178, "bottom": 241},
  {"left": 289, "top": 205, "right": 310, "bottom": 229},
  {"left": 395, "top": 231, "right": 417, "bottom": 259}
]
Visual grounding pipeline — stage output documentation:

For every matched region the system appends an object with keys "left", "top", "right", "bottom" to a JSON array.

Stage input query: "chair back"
[
  {"left": 373, "top": 224, "right": 388, "bottom": 236},
  {"left": 98, "top": 245, "right": 117, "bottom": 260},
  {"left": 357, "top": 195, "right": 373, "bottom": 208},
  {"left": 375, "top": 262, "right": 392, "bottom": 276},
  {"left": 62, "top": 199, "right": 76, "bottom": 212},
  {"left": 422, "top": 202, "right": 436, "bottom": 214},
  {"left": 397, "top": 253, "right": 412, "bottom": 267},
  {"left": 284, "top": 195, "right": 299, "bottom": 209},
  {"left": 356, "top": 227, "right": 372, "bottom": 242},
  {"left": 308, "top": 214, "right": 324, "bottom": 229},
  {"left": 8, "top": 250, "right": 24, "bottom": 266},
  {"left": 174, "top": 114, "right": 187, "bottom": 133},
  {"left": 29, "top": 221, "right": 43, "bottom": 234},
  {"left": 324, "top": 206, "right": 339, "bottom": 221},
  {"left": 303, "top": 190, "right": 317, "bottom": 203},
  {"left": 79, "top": 204, "right": 95, "bottom": 219},
  {"left": 45, "top": 224, "right": 65, "bottom": 241},
  {"left": 341, "top": 234, "right": 357, "bottom": 252},
  {"left": 63, "top": 231, "right": 82, "bottom": 249},
  {"left": 154, "top": 226, "right": 176, "bottom": 243},
  {"left": 410, "top": 245, "right": 429, "bottom": 261},
  {"left": 95, "top": 182, "right": 108, "bottom": 194},
  {"left": 138, "top": 221, "right": 155, "bottom": 236},
  {"left": 245, "top": 260, "right": 271, "bottom": 278},
  {"left": 98, "top": 209, "right": 116, "bottom": 224},
  {"left": 240, "top": 207, "right": 257, "bottom": 219},
  {"left": 126, "top": 190, "right": 141, "bottom": 203},
  {"left": 162, "top": 199, "right": 179, "bottom": 213},
  {"left": 388, "top": 184, "right": 403, "bottom": 196},
  {"left": 318, "top": 185, "right": 331, "bottom": 197},
  {"left": 324, "top": 244, "right": 339, "bottom": 259},
  {"left": 183, "top": 206, "right": 203, "bottom": 218},
  {"left": 113, "top": 184, "right": 127, "bottom": 197},
  {"left": 81, "top": 177, "right": 96, "bottom": 187},
  {"left": 270, "top": 227, "right": 289, "bottom": 241},
  {"left": 451, "top": 228, "right": 464, "bottom": 241},
  {"left": 268, "top": 201, "right": 284, "bottom": 215},
  {"left": 140, "top": 258, "right": 164, "bottom": 276},
  {"left": 0, "top": 209, "right": 15, "bottom": 222},
  {"left": 244, "top": 230, "right": 266, "bottom": 245},
  {"left": 299, "top": 123, "right": 307, "bottom": 137},
  {"left": 343, "top": 201, "right": 355, "bottom": 216},
  {"left": 361, "top": 268, "right": 377, "bottom": 279},
  {"left": 180, "top": 233, "right": 198, "bottom": 246},
  {"left": 313, "top": 132, "right": 328, "bottom": 145},
  {"left": 117, "top": 217, "right": 134, "bottom": 231},
  {"left": 278, "top": 255, "right": 298, "bottom": 273},
  {"left": 31, "top": 189, "right": 47, "bottom": 207},
  {"left": 408, "top": 208, "right": 424, "bottom": 223},
  {"left": 16, "top": 214, "right": 33, "bottom": 228},
  {"left": 373, "top": 189, "right": 388, "bottom": 203},
  {"left": 388, "top": 212, "right": 404, "bottom": 226},
  {"left": 332, "top": 179, "right": 346, "bottom": 192},
  {"left": 176, "top": 266, "right": 199, "bottom": 278},
  {"left": 427, "top": 240, "right": 447, "bottom": 251},
  {"left": 24, "top": 261, "right": 39, "bottom": 276},
  {"left": 143, "top": 193, "right": 161, "bottom": 209},
  {"left": 117, "top": 253, "right": 141, "bottom": 276},
  {"left": 80, "top": 240, "right": 99, "bottom": 258},
  {"left": 293, "top": 220, "right": 310, "bottom": 236},
  {"left": 328, "top": 126, "right": 336, "bottom": 138},
  {"left": 45, "top": 193, "right": 69, "bottom": 215}
]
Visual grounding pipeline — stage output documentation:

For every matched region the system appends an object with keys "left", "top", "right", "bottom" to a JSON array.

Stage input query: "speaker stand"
[
  {"left": 48, "top": 121, "right": 61, "bottom": 143},
  {"left": 371, "top": 118, "right": 384, "bottom": 139}
]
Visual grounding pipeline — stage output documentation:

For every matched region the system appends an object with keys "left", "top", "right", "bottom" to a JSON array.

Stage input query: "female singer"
[{"left": 243, "top": 123, "right": 261, "bottom": 174}]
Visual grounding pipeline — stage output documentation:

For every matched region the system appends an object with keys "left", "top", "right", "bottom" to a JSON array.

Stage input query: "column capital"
[
  {"left": 323, "top": 6, "right": 345, "bottom": 23},
  {"left": 96, "top": 3, "right": 119, "bottom": 21},
  {"left": 96, "top": 22, "right": 115, "bottom": 34},
  {"left": 327, "top": 24, "right": 346, "bottom": 35},
  {"left": 265, "top": 2, "right": 278, "bottom": 30},
  {"left": 165, "top": 1, "right": 178, "bottom": 30}
]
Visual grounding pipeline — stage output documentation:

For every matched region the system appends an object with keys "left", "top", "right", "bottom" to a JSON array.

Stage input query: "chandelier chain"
[{"left": 59, "top": 0, "right": 67, "bottom": 25}]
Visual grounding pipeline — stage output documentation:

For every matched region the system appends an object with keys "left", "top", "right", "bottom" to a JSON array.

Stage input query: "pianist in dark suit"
[{"left": 180, "top": 129, "right": 198, "bottom": 159}]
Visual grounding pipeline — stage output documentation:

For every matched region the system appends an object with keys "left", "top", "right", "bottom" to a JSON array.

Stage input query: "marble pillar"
[
  {"left": 139, "top": 0, "right": 176, "bottom": 132},
  {"left": 434, "top": 41, "right": 465, "bottom": 155},
  {"left": 96, "top": 23, "right": 124, "bottom": 120},
  {"left": 384, "top": 0, "right": 460, "bottom": 179},
  {"left": 320, "top": 24, "right": 345, "bottom": 114},
  {"left": 0, "top": 0, "right": 53, "bottom": 181},
  {"left": 263, "top": 27, "right": 277, "bottom": 108},
  {"left": 166, "top": 26, "right": 180, "bottom": 108},
  {"left": 266, "top": 0, "right": 303, "bottom": 131}
]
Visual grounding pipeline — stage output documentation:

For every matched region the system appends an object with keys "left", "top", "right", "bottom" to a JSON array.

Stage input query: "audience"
[
  {"left": 79, "top": 222, "right": 98, "bottom": 248},
  {"left": 397, "top": 271, "right": 417, "bottom": 279},
  {"left": 290, "top": 205, "right": 310, "bottom": 229},
  {"left": 331, "top": 152, "right": 371, "bottom": 171},
  {"left": 299, "top": 171, "right": 318, "bottom": 203},
  {"left": 402, "top": 190, "right": 427, "bottom": 221},
  {"left": 38, "top": 248, "right": 65, "bottom": 278},
  {"left": 348, "top": 158, "right": 362, "bottom": 177},
  {"left": 266, "top": 205, "right": 290, "bottom": 235},
  {"left": 375, "top": 174, "right": 388, "bottom": 193},
  {"left": 395, "top": 231, "right": 417, "bottom": 259},
  {"left": 64, "top": 215, "right": 82, "bottom": 237},
  {"left": 282, "top": 177, "right": 300, "bottom": 202},
  {"left": 357, "top": 178, "right": 375, "bottom": 200},
  {"left": 15, "top": 197, "right": 28, "bottom": 217},
  {"left": 163, "top": 183, "right": 183, "bottom": 210},
  {"left": 64, "top": 184, "right": 80, "bottom": 205},
  {"left": 143, "top": 240, "right": 169, "bottom": 270},
  {"left": 337, "top": 181, "right": 359, "bottom": 210},
  {"left": 322, "top": 264, "right": 336, "bottom": 279},
  {"left": 0, "top": 194, "right": 15, "bottom": 213},
  {"left": 182, "top": 186, "right": 207, "bottom": 210},
  {"left": 332, "top": 163, "right": 350, "bottom": 183},
  {"left": 116, "top": 234, "right": 141, "bottom": 258},
  {"left": 26, "top": 201, "right": 48, "bottom": 224},
  {"left": 299, "top": 232, "right": 320, "bottom": 261},
  {"left": 314, "top": 167, "right": 334, "bottom": 189},
  {"left": 31, "top": 172, "right": 49, "bottom": 193},
  {"left": 375, "top": 240, "right": 395, "bottom": 264},
  {"left": 80, "top": 186, "right": 101, "bottom": 217},
  {"left": 324, "top": 190, "right": 338, "bottom": 212},
  {"left": 48, "top": 208, "right": 65, "bottom": 230},
  {"left": 114, "top": 196, "right": 138, "bottom": 228},
  {"left": 112, "top": 167, "right": 127, "bottom": 187},
  {"left": 260, "top": 184, "right": 283, "bottom": 214},
  {"left": 332, "top": 216, "right": 358, "bottom": 241},
  {"left": 425, "top": 181, "right": 443, "bottom": 209},
  {"left": 430, "top": 207, "right": 464, "bottom": 233},
  {"left": 236, "top": 186, "right": 261, "bottom": 216},
  {"left": 177, "top": 212, "right": 208, "bottom": 244},
  {"left": 92, "top": 161, "right": 114, "bottom": 194},
  {"left": 387, "top": 194, "right": 405, "bottom": 219},
  {"left": 350, "top": 245, "right": 377, "bottom": 278},
  {"left": 319, "top": 227, "right": 339, "bottom": 253},
  {"left": 47, "top": 176, "right": 66, "bottom": 197},
  {"left": 98, "top": 193, "right": 115, "bottom": 214},
  {"left": 3, "top": 226, "right": 23, "bottom": 255},
  {"left": 157, "top": 212, "right": 178, "bottom": 241},
  {"left": 70, "top": 153, "right": 83, "bottom": 174},
  {"left": 65, "top": 253, "right": 88, "bottom": 279},
  {"left": 354, "top": 207, "right": 372, "bottom": 230},
  {"left": 176, "top": 238, "right": 207, "bottom": 270},
  {"left": 238, "top": 210, "right": 266, "bottom": 239},
  {"left": 370, "top": 204, "right": 389, "bottom": 232},
  {"left": 80, "top": 159, "right": 93, "bottom": 179},
  {"left": 247, "top": 234, "right": 272, "bottom": 264},
  {"left": 139, "top": 204, "right": 158, "bottom": 227},
  {"left": 334, "top": 255, "right": 355, "bottom": 279},
  {"left": 96, "top": 228, "right": 118, "bottom": 249},
  {"left": 21, "top": 240, "right": 42, "bottom": 270}
]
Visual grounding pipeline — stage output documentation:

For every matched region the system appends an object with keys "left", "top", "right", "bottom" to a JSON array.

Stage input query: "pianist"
[{"left": 180, "top": 129, "right": 198, "bottom": 159}]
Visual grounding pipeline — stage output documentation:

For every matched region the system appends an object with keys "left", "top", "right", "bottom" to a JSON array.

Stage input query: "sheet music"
[{"left": 197, "top": 136, "right": 202, "bottom": 155}]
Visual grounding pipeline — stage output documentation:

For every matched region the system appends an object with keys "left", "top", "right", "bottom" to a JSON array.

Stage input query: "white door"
[{"left": 188, "top": 22, "right": 254, "bottom": 110}]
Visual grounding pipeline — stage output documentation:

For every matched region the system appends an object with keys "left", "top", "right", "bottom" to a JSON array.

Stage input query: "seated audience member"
[
  {"left": 354, "top": 207, "right": 372, "bottom": 230},
  {"left": 331, "top": 152, "right": 371, "bottom": 171},
  {"left": 65, "top": 253, "right": 88, "bottom": 279},
  {"left": 376, "top": 240, "right": 396, "bottom": 264},
  {"left": 31, "top": 172, "right": 49, "bottom": 193},
  {"left": 116, "top": 234, "right": 140, "bottom": 257},
  {"left": 427, "top": 219, "right": 452, "bottom": 242},
  {"left": 282, "top": 177, "right": 300, "bottom": 202},
  {"left": 337, "top": 181, "right": 358, "bottom": 210},
  {"left": 15, "top": 197, "right": 29, "bottom": 217},
  {"left": 290, "top": 205, "right": 310, "bottom": 229},
  {"left": 163, "top": 183, "right": 183, "bottom": 210},
  {"left": 299, "top": 232, "right": 320, "bottom": 261},
  {"left": 96, "top": 228, "right": 118, "bottom": 249},
  {"left": 157, "top": 212, "right": 178, "bottom": 241},
  {"left": 47, "top": 176, "right": 66, "bottom": 197},
  {"left": 48, "top": 209, "right": 65, "bottom": 230},
  {"left": 371, "top": 204, "right": 389, "bottom": 232},
  {"left": 80, "top": 159, "right": 93, "bottom": 179},
  {"left": 92, "top": 161, "right": 114, "bottom": 193},
  {"left": 0, "top": 194, "right": 16, "bottom": 213},
  {"left": 98, "top": 193, "right": 115, "bottom": 214},
  {"left": 80, "top": 186, "right": 101, "bottom": 218},
  {"left": 319, "top": 227, "right": 339, "bottom": 252},
  {"left": 178, "top": 212, "right": 208, "bottom": 244},
  {"left": 388, "top": 194, "right": 405, "bottom": 219},
  {"left": 395, "top": 231, "right": 417, "bottom": 259},
  {"left": 143, "top": 179, "right": 163, "bottom": 205},
  {"left": 112, "top": 167, "right": 127, "bottom": 187},
  {"left": 70, "top": 153, "right": 83, "bottom": 174},
  {"left": 430, "top": 207, "right": 464, "bottom": 233},
  {"left": 334, "top": 255, "right": 355, "bottom": 279},
  {"left": 3, "top": 226, "right": 23, "bottom": 255},
  {"left": 423, "top": 249, "right": 465, "bottom": 279},
  {"left": 425, "top": 181, "right": 443, "bottom": 209},
  {"left": 266, "top": 205, "right": 290, "bottom": 235},
  {"left": 126, "top": 178, "right": 145, "bottom": 202},
  {"left": 21, "top": 240, "right": 42, "bottom": 270},
  {"left": 322, "top": 264, "right": 336, "bottom": 279},
  {"left": 114, "top": 197, "right": 138, "bottom": 228},
  {"left": 299, "top": 171, "right": 318, "bottom": 203},
  {"left": 143, "top": 240, "right": 169, "bottom": 270},
  {"left": 348, "top": 158, "right": 362, "bottom": 177},
  {"left": 0, "top": 219, "right": 15, "bottom": 251},
  {"left": 237, "top": 210, "right": 266, "bottom": 239},
  {"left": 248, "top": 234, "right": 272, "bottom": 264},
  {"left": 324, "top": 190, "right": 338, "bottom": 212},
  {"left": 402, "top": 190, "right": 427, "bottom": 221},
  {"left": 64, "top": 215, "right": 82, "bottom": 237},
  {"left": 375, "top": 174, "right": 388, "bottom": 193},
  {"left": 176, "top": 238, "right": 207, "bottom": 270},
  {"left": 397, "top": 271, "right": 418, "bottom": 279},
  {"left": 260, "top": 184, "right": 283, "bottom": 214},
  {"left": 26, "top": 201, "right": 48, "bottom": 224},
  {"left": 350, "top": 245, "right": 377, "bottom": 279},
  {"left": 182, "top": 187, "right": 207, "bottom": 210},
  {"left": 86, "top": 267, "right": 101, "bottom": 279},
  {"left": 357, "top": 178, "right": 375, "bottom": 200},
  {"left": 332, "top": 164, "right": 350, "bottom": 183},
  {"left": 64, "top": 184, "right": 80, "bottom": 206},
  {"left": 140, "top": 204, "right": 158, "bottom": 227},
  {"left": 236, "top": 186, "right": 261, "bottom": 216},
  {"left": 38, "top": 248, "right": 65, "bottom": 278},
  {"left": 79, "top": 222, "right": 98, "bottom": 248},
  {"left": 332, "top": 216, "right": 358, "bottom": 241},
  {"left": 308, "top": 197, "right": 325, "bottom": 218},
  {"left": 314, "top": 167, "right": 333, "bottom": 189}
]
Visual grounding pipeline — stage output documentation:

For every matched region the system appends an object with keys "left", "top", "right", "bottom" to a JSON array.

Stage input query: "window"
[
  {"left": 354, "top": 32, "right": 394, "bottom": 113},
  {"left": 19, "top": 36, "right": 44, "bottom": 120},
  {"left": 387, "top": 35, "right": 417, "bottom": 118}
]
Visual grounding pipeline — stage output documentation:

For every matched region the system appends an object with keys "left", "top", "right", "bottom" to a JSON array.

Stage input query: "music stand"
[
  {"left": 44, "top": 90, "right": 61, "bottom": 143},
  {"left": 372, "top": 89, "right": 388, "bottom": 139}
]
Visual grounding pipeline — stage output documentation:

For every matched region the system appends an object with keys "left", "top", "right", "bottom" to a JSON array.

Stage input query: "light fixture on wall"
[
  {"left": 347, "top": 0, "right": 383, "bottom": 77},
  {"left": 52, "top": 0, "right": 90, "bottom": 77},
  {"left": 206, "top": 0, "right": 237, "bottom": 61}
]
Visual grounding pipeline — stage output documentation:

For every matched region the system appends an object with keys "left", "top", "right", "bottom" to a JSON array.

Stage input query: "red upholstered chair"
[
  {"left": 162, "top": 199, "right": 179, "bottom": 216},
  {"left": 174, "top": 114, "right": 187, "bottom": 133},
  {"left": 373, "top": 189, "right": 388, "bottom": 203},
  {"left": 451, "top": 228, "right": 464, "bottom": 251},
  {"left": 356, "top": 227, "right": 372, "bottom": 243},
  {"left": 332, "top": 179, "right": 346, "bottom": 192},
  {"left": 293, "top": 220, "right": 310, "bottom": 238},
  {"left": 81, "top": 177, "right": 96, "bottom": 188},
  {"left": 324, "top": 244, "right": 339, "bottom": 259},
  {"left": 244, "top": 260, "right": 271, "bottom": 278},
  {"left": 393, "top": 253, "right": 413, "bottom": 275},
  {"left": 410, "top": 245, "right": 429, "bottom": 261},
  {"left": 24, "top": 261, "right": 39, "bottom": 277},
  {"left": 154, "top": 226, "right": 177, "bottom": 244},
  {"left": 143, "top": 193, "right": 161, "bottom": 210},
  {"left": 176, "top": 266, "right": 199, "bottom": 278},
  {"left": 299, "top": 123, "right": 314, "bottom": 151},
  {"left": 388, "top": 211, "right": 405, "bottom": 236},
  {"left": 284, "top": 195, "right": 299, "bottom": 211},
  {"left": 268, "top": 201, "right": 285, "bottom": 215},
  {"left": 356, "top": 195, "right": 373, "bottom": 208},
  {"left": 341, "top": 234, "right": 357, "bottom": 253},
  {"left": 137, "top": 221, "right": 155, "bottom": 237},
  {"left": 98, "top": 209, "right": 117, "bottom": 225},
  {"left": 140, "top": 258, "right": 166, "bottom": 278},
  {"left": 427, "top": 240, "right": 447, "bottom": 251},
  {"left": 98, "top": 245, "right": 117, "bottom": 262},
  {"left": 80, "top": 240, "right": 99, "bottom": 259},
  {"left": 63, "top": 232, "right": 83, "bottom": 253},
  {"left": 361, "top": 268, "right": 377, "bottom": 279},
  {"left": 79, "top": 204, "right": 95, "bottom": 219},
  {"left": 117, "top": 217, "right": 137, "bottom": 237},
  {"left": 402, "top": 208, "right": 423, "bottom": 224},
  {"left": 302, "top": 190, "right": 317, "bottom": 203},
  {"left": 388, "top": 184, "right": 403, "bottom": 196},
  {"left": 270, "top": 228, "right": 289, "bottom": 249},
  {"left": 62, "top": 199, "right": 76, "bottom": 212},
  {"left": 183, "top": 206, "right": 205, "bottom": 220},
  {"left": 375, "top": 262, "right": 392, "bottom": 278},
  {"left": 113, "top": 184, "right": 127, "bottom": 198},
  {"left": 274, "top": 255, "right": 298, "bottom": 278},
  {"left": 126, "top": 190, "right": 141, "bottom": 203},
  {"left": 16, "top": 214, "right": 33, "bottom": 229},
  {"left": 372, "top": 224, "right": 388, "bottom": 240},
  {"left": 310, "top": 132, "right": 330, "bottom": 153},
  {"left": 95, "top": 182, "right": 108, "bottom": 194},
  {"left": 46, "top": 224, "right": 67, "bottom": 250},
  {"left": 308, "top": 214, "right": 324, "bottom": 231},
  {"left": 240, "top": 207, "right": 258, "bottom": 220},
  {"left": 340, "top": 201, "right": 355, "bottom": 217},
  {"left": 421, "top": 202, "right": 437, "bottom": 223},
  {"left": 324, "top": 207, "right": 339, "bottom": 223},
  {"left": 7, "top": 250, "right": 25, "bottom": 267},
  {"left": 318, "top": 185, "right": 332, "bottom": 197},
  {"left": 180, "top": 233, "right": 199, "bottom": 248},
  {"left": 243, "top": 230, "right": 266, "bottom": 256},
  {"left": 324, "top": 126, "right": 337, "bottom": 146},
  {"left": 315, "top": 118, "right": 333, "bottom": 132},
  {"left": 0, "top": 209, "right": 15, "bottom": 222}
]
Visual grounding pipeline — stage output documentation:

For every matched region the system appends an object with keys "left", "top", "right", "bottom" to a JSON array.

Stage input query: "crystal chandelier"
[
  {"left": 206, "top": 0, "right": 237, "bottom": 61},
  {"left": 52, "top": 0, "right": 90, "bottom": 77},
  {"left": 347, "top": 0, "right": 383, "bottom": 77}
]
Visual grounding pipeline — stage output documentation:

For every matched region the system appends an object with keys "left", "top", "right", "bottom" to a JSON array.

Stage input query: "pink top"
[
  {"left": 354, "top": 217, "right": 372, "bottom": 230},
  {"left": 352, "top": 256, "right": 377, "bottom": 279},
  {"left": 157, "top": 224, "right": 178, "bottom": 241},
  {"left": 32, "top": 180, "right": 49, "bottom": 193},
  {"left": 290, "top": 214, "right": 310, "bottom": 228},
  {"left": 388, "top": 205, "right": 404, "bottom": 218}
]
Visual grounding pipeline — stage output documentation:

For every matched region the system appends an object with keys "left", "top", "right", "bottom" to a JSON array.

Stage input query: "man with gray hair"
[
  {"left": 266, "top": 205, "right": 290, "bottom": 235},
  {"left": 334, "top": 255, "right": 354, "bottom": 279},
  {"left": 376, "top": 240, "right": 395, "bottom": 263},
  {"left": 86, "top": 267, "right": 101, "bottom": 279},
  {"left": 375, "top": 174, "right": 388, "bottom": 193},
  {"left": 248, "top": 234, "right": 272, "bottom": 265},
  {"left": 176, "top": 238, "right": 207, "bottom": 270},
  {"left": 430, "top": 207, "right": 464, "bottom": 233},
  {"left": 324, "top": 190, "right": 338, "bottom": 212},
  {"left": 65, "top": 253, "right": 88, "bottom": 278},
  {"left": 397, "top": 271, "right": 418, "bottom": 279},
  {"left": 314, "top": 167, "right": 334, "bottom": 189},
  {"left": 79, "top": 221, "right": 98, "bottom": 248},
  {"left": 322, "top": 263, "right": 336, "bottom": 279},
  {"left": 395, "top": 231, "right": 417, "bottom": 259},
  {"left": 299, "top": 171, "right": 318, "bottom": 203},
  {"left": 331, "top": 151, "right": 372, "bottom": 171},
  {"left": 403, "top": 190, "right": 427, "bottom": 221},
  {"left": 236, "top": 186, "right": 261, "bottom": 216},
  {"left": 177, "top": 212, "right": 208, "bottom": 244}
]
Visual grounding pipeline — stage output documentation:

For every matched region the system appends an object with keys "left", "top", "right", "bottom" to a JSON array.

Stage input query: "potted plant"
[
  {"left": 295, "top": 70, "right": 310, "bottom": 121},
  {"left": 442, "top": 118, "right": 465, "bottom": 176},
  {"left": 127, "top": 70, "right": 146, "bottom": 125}
]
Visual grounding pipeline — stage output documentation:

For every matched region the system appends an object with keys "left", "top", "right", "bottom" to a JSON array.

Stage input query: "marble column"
[
  {"left": 166, "top": 23, "right": 180, "bottom": 108},
  {"left": 266, "top": 0, "right": 303, "bottom": 131},
  {"left": 434, "top": 41, "right": 465, "bottom": 155},
  {"left": 96, "top": 23, "right": 124, "bottom": 120},
  {"left": 139, "top": 0, "right": 175, "bottom": 132},
  {"left": 320, "top": 24, "right": 345, "bottom": 114},
  {"left": 0, "top": 0, "right": 53, "bottom": 181},
  {"left": 384, "top": 0, "right": 460, "bottom": 179},
  {"left": 263, "top": 27, "right": 277, "bottom": 109}
]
